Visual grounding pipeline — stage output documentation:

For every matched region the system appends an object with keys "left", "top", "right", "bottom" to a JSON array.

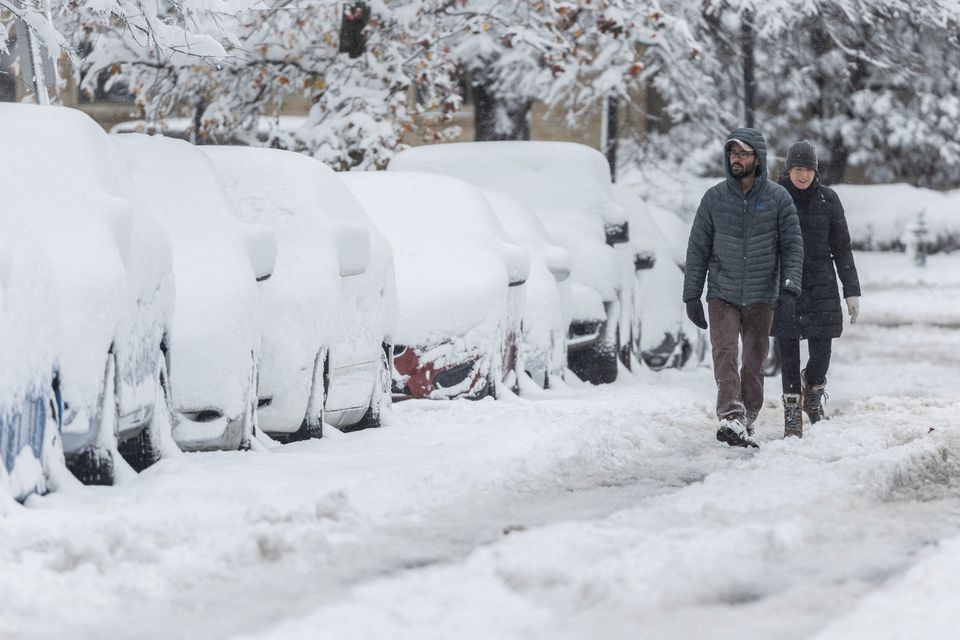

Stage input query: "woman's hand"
[{"left": 845, "top": 296, "right": 860, "bottom": 324}]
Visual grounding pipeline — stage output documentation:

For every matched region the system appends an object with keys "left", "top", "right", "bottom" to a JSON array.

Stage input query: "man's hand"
[
  {"left": 776, "top": 289, "right": 799, "bottom": 320},
  {"left": 845, "top": 296, "right": 860, "bottom": 324},
  {"left": 685, "top": 300, "right": 708, "bottom": 330}
]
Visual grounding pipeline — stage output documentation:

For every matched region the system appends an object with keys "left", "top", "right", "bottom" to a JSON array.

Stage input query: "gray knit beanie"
[{"left": 785, "top": 140, "right": 818, "bottom": 171}]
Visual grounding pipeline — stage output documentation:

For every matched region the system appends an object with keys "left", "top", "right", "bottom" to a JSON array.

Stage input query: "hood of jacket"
[{"left": 724, "top": 128, "right": 768, "bottom": 195}]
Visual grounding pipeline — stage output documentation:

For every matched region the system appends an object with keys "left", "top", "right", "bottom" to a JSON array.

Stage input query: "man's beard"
[{"left": 730, "top": 161, "right": 756, "bottom": 180}]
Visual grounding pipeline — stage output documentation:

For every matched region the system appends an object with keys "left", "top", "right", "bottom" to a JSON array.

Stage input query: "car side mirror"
[
  {"left": 497, "top": 241, "right": 530, "bottom": 287},
  {"left": 634, "top": 250, "right": 656, "bottom": 272},
  {"left": 240, "top": 222, "right": 278, "bottom": 282},
  {"left": 337, "top": 222, "right": 371, "bottom": 277},
  {"left": 543, "top": 245, "right": 571, "bottom": 282},
  {"left": 605, "top": 221, "right": 629, "bottom": 246}
]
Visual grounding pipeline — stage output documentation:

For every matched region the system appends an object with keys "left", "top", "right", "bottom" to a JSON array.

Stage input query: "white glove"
[{"left": 845, "top": 296, "right": 860, "bottom": 324}]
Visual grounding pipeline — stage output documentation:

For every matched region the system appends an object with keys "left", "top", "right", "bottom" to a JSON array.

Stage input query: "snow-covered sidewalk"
[{"left": 1, "top": 252, "right": 958, "bottom": 640}]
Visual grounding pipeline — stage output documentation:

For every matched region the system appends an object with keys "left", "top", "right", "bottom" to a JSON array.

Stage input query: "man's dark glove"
[
  {"left": 776, "top": 289, "right": 799, "bottom": 319},
  {"left": 685, "top": 300, "right": 708, "bottom": 330}
]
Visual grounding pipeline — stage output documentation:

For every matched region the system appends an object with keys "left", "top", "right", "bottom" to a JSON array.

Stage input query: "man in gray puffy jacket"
[{"left": 683, "top": 128, "right": 803, "bottom": 448}]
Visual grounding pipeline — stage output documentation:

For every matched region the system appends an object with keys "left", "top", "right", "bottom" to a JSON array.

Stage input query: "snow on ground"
[{"left": 1, "top": 251, "right": 958, "bottom": 640}]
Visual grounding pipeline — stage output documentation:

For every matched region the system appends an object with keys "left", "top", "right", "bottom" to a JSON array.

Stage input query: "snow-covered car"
[
  {"left": 1, "top": 104, "right": 175, "bottom": 487},
  {"left": 614, "top": 184, "right": 707, "bottom": 371},
  {"left": 200, "top": 146, "right": 397, "bottom": 438},
  {"left": 112, "top": 134, "right": 276, "bottom": 452},
  {"left": 389, "top": 141, "right": 648, "bottom": 385},
  {"left": 342, "top": 171, "right": 529, "bottom": 400},
  {"left": 480, "top": 189, "right": 571, "bottom": 389}
]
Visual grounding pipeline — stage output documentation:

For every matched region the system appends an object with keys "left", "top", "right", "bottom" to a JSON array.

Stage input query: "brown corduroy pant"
[{"left": 707, "top": 299, "right": 774, "bottom": 425}]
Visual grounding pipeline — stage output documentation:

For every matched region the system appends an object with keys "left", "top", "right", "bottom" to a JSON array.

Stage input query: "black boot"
[
  {"left": 801, "top": 369, "right": 827, "bottom": 424},
  {"left": 783, "top": 393, "right": 803, "bottom": 438}
]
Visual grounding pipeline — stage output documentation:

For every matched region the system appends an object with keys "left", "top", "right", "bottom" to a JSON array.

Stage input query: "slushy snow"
[{"left": 1, "top": 249, "right": 958, "bottom": 640}]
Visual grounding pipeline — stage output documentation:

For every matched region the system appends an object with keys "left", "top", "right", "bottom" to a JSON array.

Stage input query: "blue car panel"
[{"left": 1, "top": 385, "right": 52, "bottom": 501}]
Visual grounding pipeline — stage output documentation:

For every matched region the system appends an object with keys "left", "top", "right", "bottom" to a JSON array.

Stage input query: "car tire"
[
  {"left": 66, "top": 353, "right": 118, "bottom": 486},
  {"left": 675, "top": 333, "right": 693, "bottom": 369},
  {"left": 569, "top": 329, "right": 618, "bottom": 385},
  {"left": 347, "top": 346, "right": 391, "bottom": 431},
  {"left": 618, "top": 326, "right": 632, "bottom": 370},
  {"left": 118, "top": 351, "right": 168, "bottom": 472},
  {"left": 66, "top": 446, "right": 115, "bottom": 486}
]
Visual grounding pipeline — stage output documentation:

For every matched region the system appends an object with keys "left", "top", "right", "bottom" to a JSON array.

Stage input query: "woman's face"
[{"left": 789, "top": 167, "right": 815, "bottom": 190}]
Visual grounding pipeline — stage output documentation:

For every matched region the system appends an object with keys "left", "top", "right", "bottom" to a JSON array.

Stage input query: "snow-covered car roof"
[
  {"left": 201, "top": 146, "right": 397, "bottom": 339},
  {"left": 201, "top": 145, "right": 370, "bottom": 262},
  {"left": 389, "top": 141, "right": 626, "bottom": 234},
  {"left": 110, "top": 116, "right": 308, "bottom": 140},
  {"left": 388, "top": 142, "right": 620, "bottom": 301},
  {"left": 342, "top": 171, "right": 520, "bottom": 343}
]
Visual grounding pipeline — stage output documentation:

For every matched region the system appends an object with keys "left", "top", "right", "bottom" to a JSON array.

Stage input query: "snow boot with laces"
[
  {"left": 801, "top": 369, "right": 827, "bottom": 424},
  {"left": 783, "top": 393, "right": 803, "bottom": 438}
]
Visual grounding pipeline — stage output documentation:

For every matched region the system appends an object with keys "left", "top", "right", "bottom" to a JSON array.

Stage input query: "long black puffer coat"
[{"left": 771, "top": 175, "right": 861, "bottom": 339}]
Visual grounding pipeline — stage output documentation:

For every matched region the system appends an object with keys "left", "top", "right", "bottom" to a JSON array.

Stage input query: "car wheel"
[
  {"left": 118, "top": 349, "right": 169, "bottom": 472},
  {"left": 677, "top": 335, "right": 693, "bottom": 368},
  {"left": 349, "top": 346, "right": 391, "bottom": 431},
  {"left": 65, "top": 353, "right": 117, "bottom": 486},
  {"left": 568, "top": 329, "right": 618, "bottom": 385},
  {"left": 618, "top": 326, "right": 632, "bottom": 370}
]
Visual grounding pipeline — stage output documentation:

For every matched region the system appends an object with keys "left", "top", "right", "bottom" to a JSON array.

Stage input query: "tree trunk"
[
  {"left": 602, "top": 95, "right": 619, "bottom": 181},
  {"left": 740, "top": 10, "right": 756, "bottom": 128},
  {"left": 339, "top": 2, "right": 370, "bottom": 58},
  {"left": 809, "top": 17, "right": 869, "bottom": 185},
  {"left": 473, "top": 82, "right": 531, "bottom": 141},
  {"left": 820, "top": 136, "right": 849, "bottom": 186},
  {"left": 191, "top": 98, "right": 205, "bottom": 144},
  {"left": 0, "top": 74, "right": 14, "bottom": 102}
]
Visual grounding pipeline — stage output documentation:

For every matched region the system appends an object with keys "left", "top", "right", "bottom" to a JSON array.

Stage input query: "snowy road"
[{"left": 2, "top": 252, "right": 960, "bottom": 640}]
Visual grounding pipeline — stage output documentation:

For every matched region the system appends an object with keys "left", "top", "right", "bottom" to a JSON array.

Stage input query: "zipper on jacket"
[{"left": 740, "top": 193, "right": 749, "bottom": 305}]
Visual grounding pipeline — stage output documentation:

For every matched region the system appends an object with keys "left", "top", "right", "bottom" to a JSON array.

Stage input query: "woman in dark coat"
[{"left": 771, "top": 140, "right": 861, "bottom": 438}]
